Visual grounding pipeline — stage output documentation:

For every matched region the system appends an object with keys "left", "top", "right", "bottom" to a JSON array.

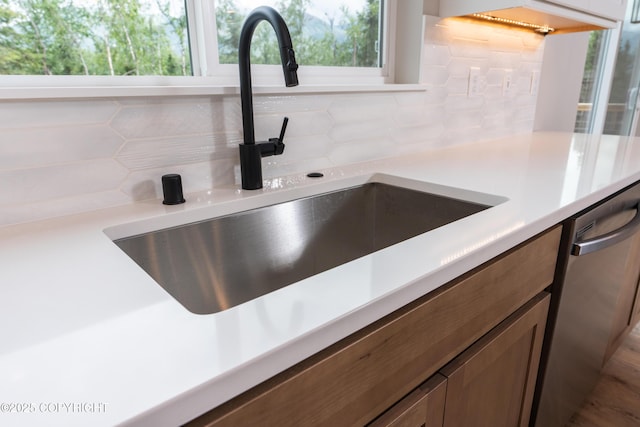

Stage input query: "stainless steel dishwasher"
[{"left": 533, "top": 182, "right": 640, "bottom": 427}]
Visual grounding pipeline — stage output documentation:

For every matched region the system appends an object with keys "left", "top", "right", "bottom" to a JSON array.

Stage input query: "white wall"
[{"left": 0, "top": 17, "right": 546, "bottom": 227}]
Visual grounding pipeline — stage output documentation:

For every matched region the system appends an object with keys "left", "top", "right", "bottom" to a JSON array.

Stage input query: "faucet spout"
[{"left": 238, "top": 6, "right": 299, "bottom": 190}]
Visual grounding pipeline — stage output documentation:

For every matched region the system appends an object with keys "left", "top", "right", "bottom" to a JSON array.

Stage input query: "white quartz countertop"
[{"left": 2, "top": 132, "right": 640, "bottom": 427}]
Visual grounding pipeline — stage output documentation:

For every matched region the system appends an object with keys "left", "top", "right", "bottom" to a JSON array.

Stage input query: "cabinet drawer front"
[{"left": 189, "top": 226, "right": 561, "bottom": 427}]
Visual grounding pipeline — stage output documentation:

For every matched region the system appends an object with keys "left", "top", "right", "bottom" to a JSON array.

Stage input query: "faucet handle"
[
  {"left": 264, "top": 116, "right": 288, "bottom": 157},
  {"left": 274, "top": 116, "right": 288, "bottom": 155},
  {"left": 278, "top": 117, "right": 289, "bottom": 143}
]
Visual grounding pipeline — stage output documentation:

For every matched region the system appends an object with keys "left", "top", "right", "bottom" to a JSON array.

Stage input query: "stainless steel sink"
[{"left": 114, "top": 182, "right": 492, "bottom": 314}]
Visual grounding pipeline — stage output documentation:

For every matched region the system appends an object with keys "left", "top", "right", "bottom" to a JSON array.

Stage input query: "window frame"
[{"left": 0, "top": 0, "right": 398, "bottom": 100}]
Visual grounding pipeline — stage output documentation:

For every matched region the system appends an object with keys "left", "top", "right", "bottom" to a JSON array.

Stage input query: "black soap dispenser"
[{"left": 162, "top": 174, "right": 186, "bottom": 205}]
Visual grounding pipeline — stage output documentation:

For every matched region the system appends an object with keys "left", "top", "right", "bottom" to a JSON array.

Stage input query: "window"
[
  {"left": 0, "top": 0, "right": 390, "bottom": 94},
  {"left": 0, "top": 0, "right": 191, "bottom": 76},
  {"left": 632, "top": 0, "right": 640, "bottom": 23},
  {"left": 575, "top": 0, "right": 640, "bottom": 136},
  {"left": 575, "top": 31, "right": 609, "bottom": 133},
  {"left": 215, "top": 0, "right": 383, "bottom": 68}
]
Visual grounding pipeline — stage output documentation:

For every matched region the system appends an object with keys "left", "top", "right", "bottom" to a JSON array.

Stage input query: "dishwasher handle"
[{"left": 572, "top": 203, "right": 640, "bottom": 256}]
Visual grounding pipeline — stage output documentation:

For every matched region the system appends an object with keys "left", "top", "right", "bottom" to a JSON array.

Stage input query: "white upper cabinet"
[
  {"left": 438, "top": 0, "right": 628, "bottom": 34},
  {"left": 551, "top": 0, "right": 627, "bottom": 21}
]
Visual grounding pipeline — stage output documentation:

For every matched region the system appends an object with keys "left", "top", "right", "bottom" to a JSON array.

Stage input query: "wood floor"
[{"left": 565, "top": 324, "right": 640, "bottom": 427}]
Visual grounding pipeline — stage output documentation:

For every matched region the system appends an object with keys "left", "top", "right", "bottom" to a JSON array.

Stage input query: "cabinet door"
[
  {"left": 368, "top": 374, "right": 447, "bottom": 427},
  {"left": 587, "top": 0, "right": 627, "bottom": 21},
  {"left": 440, "top": 293, "right": 550, "bottom": 427},
  {"left": 548, "top": 0, "right": 627, "bottom": 21},
  {"left": 548, "top": 0, "right": 589, "bottom": 10}
]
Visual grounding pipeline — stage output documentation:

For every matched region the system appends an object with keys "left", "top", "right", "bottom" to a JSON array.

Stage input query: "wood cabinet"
[
  {"left": 187, "top": 226, "right": 561, "bottom": 427},
  {"left": 440, "top": 293, "right": 549, "bottom": 427},
  {"left": 368, "top": 293, "right": 550, "bottom": 427}
]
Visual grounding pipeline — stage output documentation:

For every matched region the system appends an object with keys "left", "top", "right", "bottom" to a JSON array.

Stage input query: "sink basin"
[{"left": 114, "top": 182, "right": 493, "bottom": 314}]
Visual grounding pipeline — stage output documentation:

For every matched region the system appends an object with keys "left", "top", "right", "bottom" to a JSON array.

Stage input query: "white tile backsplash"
[
  {"left": 111, "top": 101, "right": 223, "bottom": 139},
  {"left": 327, "top": 94, "right": 398, "bottom": 123},
  {"left": 0, "top": 100, "right": 119, "bottom": 129},
  {"left": 0, "top": 125, "right": 123, "bottom": 170},
  {"left": 0, "top": 16, "right": 545, "bottom": 227},
  {"left": 120, "top": 159, "right": 235, "bottom": 201},
  {"left": 253, "top": 94, "right": 333, "bottom": 114},
  {"left": 0, "top": 159, "right": 128, "bottom": 206},
  {"left": 116, "top": 133, "right": 236, "bottom": 170}
]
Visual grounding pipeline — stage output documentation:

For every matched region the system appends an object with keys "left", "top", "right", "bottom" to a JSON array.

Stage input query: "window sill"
[{"left": 0, "top": 83, "right": 426, "bottom": 100}]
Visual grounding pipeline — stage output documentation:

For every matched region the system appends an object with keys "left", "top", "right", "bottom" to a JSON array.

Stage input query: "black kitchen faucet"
[{"left": 238, "top": 6, "right": 299, "bottom": 190}]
